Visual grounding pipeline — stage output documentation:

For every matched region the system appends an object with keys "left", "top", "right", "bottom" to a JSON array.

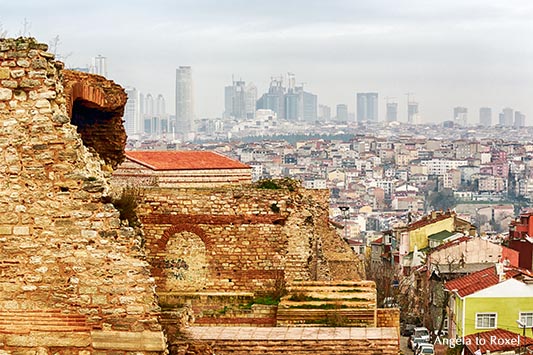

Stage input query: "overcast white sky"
[{"left": 2, "top": 0, "right": 533, "bottom": 124}]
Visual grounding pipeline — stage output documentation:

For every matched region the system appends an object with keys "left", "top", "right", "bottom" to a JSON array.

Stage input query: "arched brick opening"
[
  {"left": 149, "top": 224, "right": 211, "bottom": 292},
  {"left": 62, "top": 70, "right": 127, "bottom": 169}
]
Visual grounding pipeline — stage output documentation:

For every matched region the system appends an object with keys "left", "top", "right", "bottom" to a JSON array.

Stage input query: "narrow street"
[{"left": 400, "top": 336, "right": 410, "bottom": 354}]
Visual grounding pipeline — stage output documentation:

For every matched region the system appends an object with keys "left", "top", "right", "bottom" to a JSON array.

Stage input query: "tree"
[{"left": 428, "top": 188, "right": 457, "bottom": 211}]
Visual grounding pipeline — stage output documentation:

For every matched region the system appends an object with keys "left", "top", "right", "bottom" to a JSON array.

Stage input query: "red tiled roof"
[
  {"left": 371, "top": 237, "right": 384, "bottom": 245},
  {"left": 444, "top": 265, "right": 521, "bottom": 297},
  {"left": 464, "top": 328, "right": 533, "bottom": 354},
  {"left": 125, "top": 151, "right": 251, "bottom": 171}
]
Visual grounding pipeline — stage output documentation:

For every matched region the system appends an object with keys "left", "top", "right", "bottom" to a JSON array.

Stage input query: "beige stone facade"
[{"left": 0, "top": 37, "right": 165, "bottom": 354}]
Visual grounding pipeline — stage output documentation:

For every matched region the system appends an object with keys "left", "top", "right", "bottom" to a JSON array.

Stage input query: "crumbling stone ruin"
[
  {"left": 0, "top": 37, "right": 397, "bottom": 355},
  {"left": 0, "top": 37, "right": 165, "bottom": 354}
]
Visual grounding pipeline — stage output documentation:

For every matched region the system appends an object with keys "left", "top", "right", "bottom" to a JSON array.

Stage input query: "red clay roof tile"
[
  {"left": 464, "top": 328, "right": 533, "bottom": 354},
  {"left": 125, "top": 151, "right": 250, "bottom": 171},
  {"left": 444, "top": 265, "right": 521, "bottom": 297}
]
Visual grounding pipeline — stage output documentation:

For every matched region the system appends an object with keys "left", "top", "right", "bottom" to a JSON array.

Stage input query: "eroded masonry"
[
  {"left": 0, "top": 37, "right": 398, "bottom": 355},
  {"left": 0, "top": 37, "right": 164, "bottom": 353}
]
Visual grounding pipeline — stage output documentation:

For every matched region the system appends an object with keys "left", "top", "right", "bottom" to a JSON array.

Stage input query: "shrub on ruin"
[{"left": 111, "top": 185, "right": 143, "bottom": 227}]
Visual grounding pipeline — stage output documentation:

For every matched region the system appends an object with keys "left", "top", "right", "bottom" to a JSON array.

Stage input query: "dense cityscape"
[{"left": 2, "top": 1, "right": 533, "bottom": 354}]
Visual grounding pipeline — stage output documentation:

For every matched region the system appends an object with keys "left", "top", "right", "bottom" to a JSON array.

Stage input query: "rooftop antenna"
[{"left": 19, "top": 18, "right": 31, "bottom": 37}]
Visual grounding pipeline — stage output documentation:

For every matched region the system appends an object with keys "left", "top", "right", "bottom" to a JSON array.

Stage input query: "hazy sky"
[{"left": 2, "top": 0, "right": 533, "bottom": 124}]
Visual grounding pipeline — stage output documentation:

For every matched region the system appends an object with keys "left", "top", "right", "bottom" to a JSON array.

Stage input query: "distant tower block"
[
  {"left": 356, "top": 92, "right": 378, "bottom": 122},
  {"left": 91, "top": 54, "right": 107, "bottom": 77},
  {"left": 385, "top": 97, "right": 398, "bottom": 122},
  {"left": 479, "top": 107, "right": 492, "bottom": 127},
  {"left": 453, "top": 106, "right": 468, "bottom": 126},
  {"left": 336, "top": 104, "right": 348, "bottom": 121},
  {"left": 175, "top": 66, "right": 194, "bottom": 134}
]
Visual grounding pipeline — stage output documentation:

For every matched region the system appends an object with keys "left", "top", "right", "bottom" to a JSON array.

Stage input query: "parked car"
[
  {"left": 409, "top": 327, "right": 430, "bottom": 350},
  {"left": 413, "top": 327, "right": 430, "bottom": 342},
  {"left": 416, "top": 343, "right": 435, "bottom": 355},
  {"left": 409, "top": 337, "right": 425, "bottom": 350},
  {"left": 401, "top": 323, "right": 416, "bottom": 336}
]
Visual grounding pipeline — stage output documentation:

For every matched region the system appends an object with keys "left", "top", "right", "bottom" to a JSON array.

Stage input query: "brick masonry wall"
[
  {"left": 376, "top": 308, "right": 401, "bottom": 330},
  {"left": 137, "top": 185, "right": 364, "bottom": 298},
  {"left": 0, "top": 37, "right": 165, "bottom": 353}
]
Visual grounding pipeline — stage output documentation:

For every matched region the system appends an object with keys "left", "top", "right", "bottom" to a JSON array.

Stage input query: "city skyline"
[{"left": 5, "top": 1, "right": 531, "bottom": 123}]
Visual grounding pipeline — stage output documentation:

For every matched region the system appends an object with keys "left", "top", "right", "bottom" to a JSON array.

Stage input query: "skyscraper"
[
  {"left": 300, "top": 90, "right": 317, "bottom": 122},
  {"left": 224, "top": 79, "right": 247, "bottom": 120},
  {"left": 479, "top": 107, "right": 492, "bottom": 127},
  {"left": 319, "top": 105, "right": 331, "bottom": 121},
  {"left": 336, "top": 104, "right": 348, "bottom": 121},
  {"left": 453, "top": 107, "right": 468, "bottom": 126},
  {"left": 175, "top": 66, "right": 194, "bottom": 134},
  {"left": 357, "top": 92, "right": 378, "bottom": 122},
  {"left": 244, "top": 83, "right": 257, "bottom": 119},
  {"left": 124, "top": 87, "right": 141, "bottom": 137},
  {"left": 256, "top": 77, "right": 285, "bottom": 119},
  {"left": 91, "top": 55, "right": 107, "bottom": 77},
  {"left": 514, "top": 111, "right": 526, "bottom": 128},
  {"left": 407, "top": 102, "right": 419, "bottom": 124},
  {"left": 356, "top": 93, "right": 378, "bottom": 122},
  {"left": 386, "top": 102, "right": 398, "bottom": 122},
  {"left": 499, "top": 107, "right": 513, "bottom": 126}
]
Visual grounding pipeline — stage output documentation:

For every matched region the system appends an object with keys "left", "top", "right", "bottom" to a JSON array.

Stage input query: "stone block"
[
  {"left": 0, "top": 225, "right": 12, "bottom": 235},
  {"left": 13, "top": 226, "right": 30, "bottom": 235},
  {"left": 0, "top": 88, "right": 12, "bottom": 101},
  {"left": 91, "top": 330, "right": 166, "bottom": 351},
  {"left": 5, "top": 331, "right": 91, "bottom": 347},
  {"left": 0, "top": 68, "right": 10, "bottom": 79}
]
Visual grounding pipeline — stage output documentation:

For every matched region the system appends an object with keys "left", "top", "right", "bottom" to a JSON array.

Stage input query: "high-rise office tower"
[
  {"left": 386, "top": 102, "right": 398, "bottom": 122},
  {"left": 319, "top": 105, "right": 331, "bottom": 121},
  {"left": 144, "top": 93, "right": 154, "bottom": 117},
  {"left": 514, "top": 111, "right": 526, "bottom": 128},
  {"left": 356, "top": 93, "right": 378, "bottom": 122},
  {"left": 300, "top": 90, "right": 317, "bottom": 122},
  {"left": 407, "top": 102, "right": 419, "bottom": 124},
  {"left": 155, "top": 94, "right": 166, "bottom": 116},
  {"left": 256, "top": 77, "right": 285, "bottom": 119},
  {"left": 336, "top": 104, "right": 348, "bottom": 121},
  {"left": 499, "top": 107, "right": 513, "bottom": 126},
  {"left": 175, "top": 66, "right": 194, "bottom": 134},
  {"left": 224, "top": 79, "right": 247, "bottom": 120},
  {"left": 91, "top": 55, "right": 107, "bottom": 77},
  {"left": 284, "top": 85, "right": 317, "bottom": 122},
  {"left": 123, "top": 87, "right": 141, "bottom": 137},
  {"left": 453, "top": 107, "right": 468, "bottom": 126},
  {"left": 245, "top": 83, "right": 257, "bottom": 119},
  {"left": 479, "top": 107, "right": 492, "bottom": 127}
]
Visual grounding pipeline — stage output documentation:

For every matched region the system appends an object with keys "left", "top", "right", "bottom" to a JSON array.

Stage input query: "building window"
[
  {"left": 520, "top": 312, "right": 533, "bottom": 327},
  {"left": 476, "top": 313, "right": 497, "bottom": 329}
]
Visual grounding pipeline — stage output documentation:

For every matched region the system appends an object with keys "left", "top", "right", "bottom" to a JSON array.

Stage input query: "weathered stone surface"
[
  {"left": 62, "top": 70, "right": 127, "bottom": 169},
  {"left": 0, "top": 88, "right": 12, "bottom": 100},
  {"left": 0, "top": 68, "right": 9, "bottom": 79},
  {"left": 4, "top": 331, "right": 91, "bottom": 347},
  {"left": 136, "top": 186, "right": 364, "bottom": 297},
  {"left": 0, "top": 37, "right": 166, "bottom": 354},
  {"left": 91, "top": 330, "right": 166, "bottom": 351}
]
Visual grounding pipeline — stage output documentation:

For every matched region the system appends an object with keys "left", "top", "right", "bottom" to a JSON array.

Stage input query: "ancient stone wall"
[
  {"left": 376, "top": 308, "right": 401, "bottom": 329},
  {"left": 0, "top": 37, "right": 165, "bottom": 353},
  {"left": 175, "top": 326, "right": 399, "bottom": 355},
  {"left": 137, "top": 185, "right": 363, "bottom": 300}
]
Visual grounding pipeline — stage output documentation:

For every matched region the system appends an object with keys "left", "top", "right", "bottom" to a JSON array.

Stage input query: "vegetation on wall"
[
  {"left": 254, "top": 177, "right": 300, "bottom": 191},
  {"left": 108, "top": 185, "right": 143, "bottom": 227}
]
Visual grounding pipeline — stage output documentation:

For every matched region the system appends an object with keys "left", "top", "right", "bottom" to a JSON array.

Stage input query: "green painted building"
[{"left": 445, "top": 265, "right": 533, "bottom": 338}]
